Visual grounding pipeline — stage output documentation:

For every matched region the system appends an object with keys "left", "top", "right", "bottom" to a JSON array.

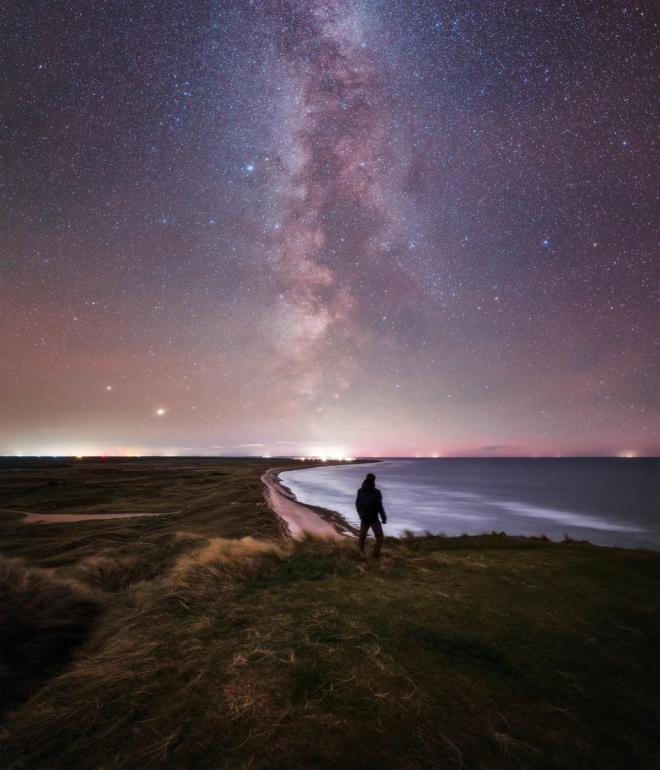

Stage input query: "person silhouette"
[{"left": 355, "top": 472, "right": 387, "bottom": 558}]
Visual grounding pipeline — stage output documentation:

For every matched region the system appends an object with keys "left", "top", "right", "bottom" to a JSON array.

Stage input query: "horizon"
[{"left": 2, "top": 453, "right": 656, "bottom": 461}]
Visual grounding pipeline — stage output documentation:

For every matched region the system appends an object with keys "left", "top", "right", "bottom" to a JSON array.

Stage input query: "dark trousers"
[{"left": 359, "top": 519, "right": 383, "bottom": 558}]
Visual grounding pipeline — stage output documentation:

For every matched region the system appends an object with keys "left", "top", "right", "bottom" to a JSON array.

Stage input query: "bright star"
[{"left": 156, "top": 408, "right": 166, "bottom": 416}]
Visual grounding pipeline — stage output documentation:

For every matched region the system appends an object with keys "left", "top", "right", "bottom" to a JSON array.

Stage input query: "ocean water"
[{"left": 279, "top": 458, "right": 660, "bottom": 549}]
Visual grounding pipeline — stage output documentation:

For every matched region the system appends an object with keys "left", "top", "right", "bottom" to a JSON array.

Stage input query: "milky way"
[{"left": 1, "top": 1, "right": 658, "bottom": 457}]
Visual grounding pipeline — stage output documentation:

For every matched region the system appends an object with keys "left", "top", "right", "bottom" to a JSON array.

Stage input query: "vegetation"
[
  {"left": 0, "top": 556, "right": 100, "bottom": 719},
  {"left": 1, "top": 458, "right": 659, "bottom": 769}
]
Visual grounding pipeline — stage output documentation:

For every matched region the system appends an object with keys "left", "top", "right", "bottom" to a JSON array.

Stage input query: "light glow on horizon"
[{"left": 0, "top": 446, "right": 655, "bottom": 460}]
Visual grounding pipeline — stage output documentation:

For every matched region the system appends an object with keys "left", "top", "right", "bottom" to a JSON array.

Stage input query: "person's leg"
[
  {"left": 358, "top": 520, "right": 369, "bottom": 555},
  {"left": 372, "top": 521, "right": 384, "bottom": 559}
]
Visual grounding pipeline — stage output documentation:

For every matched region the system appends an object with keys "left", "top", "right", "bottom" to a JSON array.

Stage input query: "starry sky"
[{"left": 2, "top": 1, "right": 658, "bottom": 458}]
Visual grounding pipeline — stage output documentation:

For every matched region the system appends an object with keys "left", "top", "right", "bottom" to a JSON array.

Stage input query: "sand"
[
  {"left": 261, "top": 468, "right": 351, "bottom": 540},
  {"left": 3, "top": 509, "right": 176, "bottom": 524}
]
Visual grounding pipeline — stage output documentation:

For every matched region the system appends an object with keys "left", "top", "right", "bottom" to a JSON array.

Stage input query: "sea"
[{"left": 279, "top": 458, "right": 660, "bottom": 550}]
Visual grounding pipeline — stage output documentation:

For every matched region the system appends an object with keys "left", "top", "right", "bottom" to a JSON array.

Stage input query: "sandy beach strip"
[{"left": 261, "top": 467, "right": 355, "bottom": 540}]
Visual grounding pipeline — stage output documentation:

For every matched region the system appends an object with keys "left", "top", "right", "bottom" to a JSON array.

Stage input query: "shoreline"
[
  {"left": 264, "top": 462, "right": 659, "bottom": 552},
  {"left": 262, "top": 466, "right": 358, "bottom": 540}
]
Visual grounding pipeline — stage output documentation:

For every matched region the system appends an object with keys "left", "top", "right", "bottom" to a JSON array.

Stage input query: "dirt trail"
[{"left": 1, "top": 509, "right": 177, "bottom": 524}]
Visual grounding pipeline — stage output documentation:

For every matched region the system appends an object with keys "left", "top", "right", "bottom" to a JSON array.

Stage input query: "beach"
[{"left": 261, "top": 467, "right": 354, "bottom": 539}]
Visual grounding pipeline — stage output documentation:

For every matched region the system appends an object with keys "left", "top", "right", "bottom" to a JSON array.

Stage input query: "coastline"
[
  {"left": 273, "top": 458, "right": 660, "bottom": 551},
  {"left": 262, "top": 466, "right": 358, "bottom": 540}
]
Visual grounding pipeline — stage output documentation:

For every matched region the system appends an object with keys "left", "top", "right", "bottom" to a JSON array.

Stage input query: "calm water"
[{"left": 280, "top": 458, "right": 660, "bottom": 549}]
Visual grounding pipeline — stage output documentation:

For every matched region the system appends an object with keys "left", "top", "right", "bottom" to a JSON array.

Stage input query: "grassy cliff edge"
[{"left": 1, "top": 457, "right": 658, "bottom": 769}]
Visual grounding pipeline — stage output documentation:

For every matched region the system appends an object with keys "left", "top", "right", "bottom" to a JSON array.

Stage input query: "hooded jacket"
[{"left": 355, "top": 480, "right": 386, "bottom": 522}]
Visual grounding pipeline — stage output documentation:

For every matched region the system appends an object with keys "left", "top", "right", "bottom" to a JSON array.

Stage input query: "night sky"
[{"left": 2, "top": 1, "right": 658, "bottom": 458}]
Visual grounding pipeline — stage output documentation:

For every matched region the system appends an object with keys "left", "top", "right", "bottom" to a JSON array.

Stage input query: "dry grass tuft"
[
  {"left": 171, "top": 536, "right": 290, "bottom": 580},
  {"left": 72, "top": 553, "right": 148, "bottom": 592}
]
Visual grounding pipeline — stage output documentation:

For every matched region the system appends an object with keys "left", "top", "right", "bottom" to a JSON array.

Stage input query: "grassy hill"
[{"left": 1, "top": 458, "right": 659, "bottom": 769}]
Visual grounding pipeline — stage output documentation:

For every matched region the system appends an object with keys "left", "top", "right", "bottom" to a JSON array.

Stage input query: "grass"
[{"left": 1, "top": 458, "right": 659, "bottom": 769}]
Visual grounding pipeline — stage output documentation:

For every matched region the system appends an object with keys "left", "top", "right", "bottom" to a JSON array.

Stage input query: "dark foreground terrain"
[{"left": 1, "top": 457, "right": 659, "bottom": 769}]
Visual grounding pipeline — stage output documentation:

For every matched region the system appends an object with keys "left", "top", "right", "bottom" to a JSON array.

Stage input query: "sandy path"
[
  {"left": 262, "top": 468, "right": 348, "bottom": 540},
  {"left": 0, "top": 509, "right": 178, "bottom": 524}
]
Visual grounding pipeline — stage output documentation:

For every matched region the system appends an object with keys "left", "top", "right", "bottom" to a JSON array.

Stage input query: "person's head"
[{"left": 362, "top": 472, "right": 376, "bottom": 490}]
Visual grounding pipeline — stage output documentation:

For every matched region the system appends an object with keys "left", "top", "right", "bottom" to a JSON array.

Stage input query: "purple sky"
[{"left": 2, "top": 1, "right": 658, "bottom": 457}]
